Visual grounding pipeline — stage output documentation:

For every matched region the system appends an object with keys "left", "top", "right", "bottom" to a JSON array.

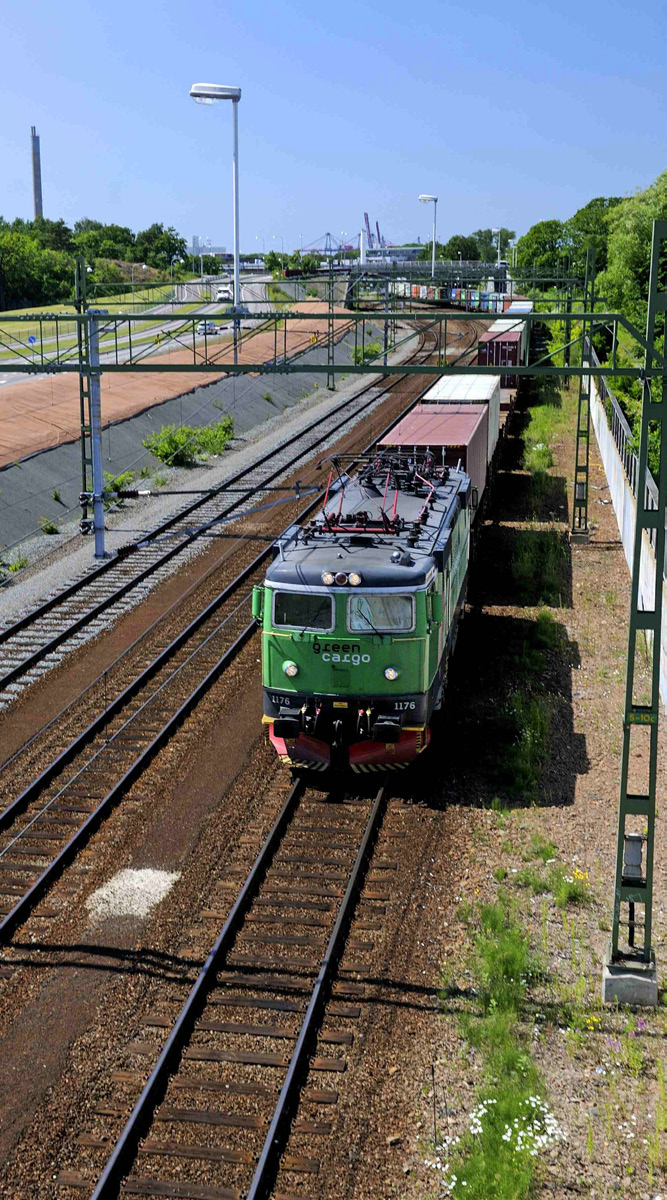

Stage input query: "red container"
[
  {"left": 478, "top": 329, "right": 521, "bottom": 387},
  {"left": 379, "top": 403, "right": 489, "bottom": 500}
]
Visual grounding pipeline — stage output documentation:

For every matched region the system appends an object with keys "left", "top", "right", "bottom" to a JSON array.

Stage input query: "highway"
[{"left": 0, "top": 277, "right": 271, "bottom": 388}]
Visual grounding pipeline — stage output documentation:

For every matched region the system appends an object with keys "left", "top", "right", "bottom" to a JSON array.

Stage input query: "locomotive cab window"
[
  {"left": 273, "top": 591, "right": 334, "bottom": 631},
  {"left": 347, "top": 593, "right": 414, "bottom": 633}
]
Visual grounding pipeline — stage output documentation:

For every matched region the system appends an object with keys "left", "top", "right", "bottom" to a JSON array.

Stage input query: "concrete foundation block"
[
  {"left": 602, "top": 959, "right": 658, "bottom": 1007},
  {"left": 569, "top": 529, "right": 590, "bottom": 545}
]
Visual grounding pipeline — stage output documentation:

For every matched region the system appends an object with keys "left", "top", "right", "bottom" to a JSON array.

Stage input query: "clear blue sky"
[{"left": 1, "top": 0, "right": 664, "bottom": 253}]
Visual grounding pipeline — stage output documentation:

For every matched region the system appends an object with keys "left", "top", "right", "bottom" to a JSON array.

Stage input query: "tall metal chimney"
[{"left": 31, "top": 126, "right": 43, "bottom": 220}]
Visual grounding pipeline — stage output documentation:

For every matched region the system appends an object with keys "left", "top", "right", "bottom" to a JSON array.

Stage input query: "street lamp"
[
  {"left": 340, "top": 231, "right": 347, "bottom": 267},
  {"left": 492, "top": 226, "right": 501, "bottom": 268},
  {"left": 273, "top": 234, "right": 284, "bottom": 265},
  {"left": 190, "top": 81, "right": 242, "bottom": 362},
  {"left": 419, "top": 195, "right": 438, "bottom": 279},
  {"left": 256, "top": 235, "right": 265, "bottom": 259}
]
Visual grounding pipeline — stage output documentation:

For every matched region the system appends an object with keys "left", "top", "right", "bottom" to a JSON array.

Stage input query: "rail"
[{"left": 88, "top": 779, "right": 388, "bottom": 1200}]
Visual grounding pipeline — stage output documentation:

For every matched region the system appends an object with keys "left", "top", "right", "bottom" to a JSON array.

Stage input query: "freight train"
[
  {"left": 253, "top": 448, "right": 475, "bottom": 772},
  {"left": 254, "top": 303, "right": 529, "bottom": 773}
]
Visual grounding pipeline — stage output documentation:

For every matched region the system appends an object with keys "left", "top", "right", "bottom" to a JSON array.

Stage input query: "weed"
[
  {"left": 103, "top": 469, "right": 135, "bottom": 508},
  {"left": 153, "top": 471, "right": 167, "bottom": 488},
  {"left": 512, "top": 530, "right": 568, "bottom": 605},
  {"left": 548, "top": 865, "right": 591, "bottom": 908},
  {"left": 39, "top": 517, "right": 59, "bottom": 535},
  {"left": 493, "top": 867, "right": 508, "bottom": 882},
  {"left": 490, "top": 796, "right": 511, "bottom": 820},
  {"left": 51, "top": 488, "right": 62, "bottom": 503},
  {"left": 586, "top": 1117, "right": 594, "bottom": 1157},
  {"left": 428, "top": 901, "right": 561, "bottom": 1199},
  {"left": 514, "top": 866, "right": 548, "bottom": 893},
  {"left": 524, "top": 832, "right": 558, "bottom": 862},
  {"left": 534, "top": 608, "right": 562, "bottom": 651},
  {"left": 7, "top": 552, "right": 28, "bottom": 572},
  {"left": 498, "top": 692, "right": 549, "bottom": 798},
  {"left": 474, "top": 901, "right": 538, "bottom": 1013},
  {"left": 139, "top": 465, "right": 150, "bottom": 479}
]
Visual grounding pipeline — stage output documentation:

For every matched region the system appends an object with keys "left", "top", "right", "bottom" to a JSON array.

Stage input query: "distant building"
[
  {"left": 192, "top": 236, "right": 227, "bottom": 257},
  {"left": 31, "top": 126, "right": 43, "bottom": 220},
  {"left": 366, "top": 246, "right": 421, "bottom": 263}
]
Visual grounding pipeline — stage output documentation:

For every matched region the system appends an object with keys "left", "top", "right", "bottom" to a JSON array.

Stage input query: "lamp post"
[
  {"left": 130, "top": 262, "right": 147, "bottom": 313},
  {"left": 340, "top": 231, "right": 347, "bottom": 268},
  {"left": 419, "top": 194, "right": 438, "bottom": 279},
  {"left": 273, "top": 234, "right": 284, "bottom": 269},
  {"left": 256, "top": 235, "right": 265, "bottom": 263},
  {"left": 190, "top": 82, "right": 242, "bottom": 362}
]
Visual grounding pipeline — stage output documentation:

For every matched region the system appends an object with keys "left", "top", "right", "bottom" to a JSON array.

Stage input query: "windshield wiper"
[
  {"left": 357, "top": 607, "right": 383, "bottom": 638},
  {"left": 299, "top": 598, "right": 330, "bottom": 635}
]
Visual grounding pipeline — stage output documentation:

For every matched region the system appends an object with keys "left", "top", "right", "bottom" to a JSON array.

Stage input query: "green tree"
[
  {"left": 135, "top": 223, "right": 187, "bottom": 268},
  {"left": 265, "top": 249, "right": 287, "bottom": 277},
  {"left": 565, "top": 196, "right": 622, "bottom": 275},
  {"left": 471, "top": 227, "right": 516, "bottom": 261},
  {"left": 0, "top": 231, "right": 72, "bottom": 309},
  {"left": 515, "top": 219, "right": 567, "bottom": 282},
  {"left": 596, "top": 171, "right": 667, "bottom": 328},
  {"left": 441, "top": 234, "right": 480, "bottom": 261},
  {"left": 417, "top": 241, "right": 446, "bottom": 261},
  {"left": 31, "top": 217, "right": 75, "bottom": 253}
]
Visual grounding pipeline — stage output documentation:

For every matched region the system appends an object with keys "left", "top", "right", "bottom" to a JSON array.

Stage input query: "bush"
[
  {"left": 142, "top": 424, "right": 201, "bottom": 466},
  {"left": 198, "top": 416, "right": 234, "bottom": 456},
  {"left": 351, "top": 340, "right": 382, "bottom": 365},
  {"left": 142, "top": 417, "right": 234, "bottom": 467}
]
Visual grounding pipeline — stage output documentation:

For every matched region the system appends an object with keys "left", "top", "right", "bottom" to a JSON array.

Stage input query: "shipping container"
[
  {"left": 478, "top": 327, "right": 522, "bottom": 387},
  {"left": 379, "top": 404, "right": 489, "bottom": 501},
  {"left": 419, "top": 285, "right": 428, "bottom": 300},
  {"left": 412, "top": 285, "right": 420, "bottom": 299},
  {"left": 421, "top": 375, "right": 501, "bottom": 461}
]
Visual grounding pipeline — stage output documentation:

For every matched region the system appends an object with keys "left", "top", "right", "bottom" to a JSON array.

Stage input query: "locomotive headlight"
[
  {"left": 321, "top": 571, "right": 335, "bottom": 585},
  {"left": 384, "top": 666, "right": 400, "bottom": 681},
  {"left": 348, "top": 572, "right": 362, "bottom": 586},
  {"left": 283, "top": 661, "right": 299, "bottom": 678},
  {"left": 334, "top": 571, "right": 348, "bottom": 585}
]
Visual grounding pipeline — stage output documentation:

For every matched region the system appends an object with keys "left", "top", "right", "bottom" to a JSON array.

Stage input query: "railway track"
[
  {"left": 0, "top": 324, "right": 444, "bottom": 710},
  {"left": 58, "top": 777, "right": 392, "bottom": 1200},
  {"left": 0, "top": 324, "right": 463, "bottom": 947}
]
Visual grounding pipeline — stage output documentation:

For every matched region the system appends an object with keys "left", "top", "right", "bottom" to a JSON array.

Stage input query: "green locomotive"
[{"left": 252, "top": 449, "right": 475, "bottom": 772}]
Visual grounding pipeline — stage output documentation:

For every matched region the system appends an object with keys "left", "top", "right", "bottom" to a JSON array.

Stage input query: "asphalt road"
[{"left": 0, "top": 278, "right": 270, "bottom": 388}]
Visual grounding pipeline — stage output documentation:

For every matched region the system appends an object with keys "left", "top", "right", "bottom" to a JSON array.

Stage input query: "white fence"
[{"left": 589, "top": 349, "right": 667, "bottom": 703}]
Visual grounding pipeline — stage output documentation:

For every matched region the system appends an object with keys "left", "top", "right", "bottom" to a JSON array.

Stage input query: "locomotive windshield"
[
  {"left": 347, "top": 594, "right": 414, "bottom": 633},
  {"left": 273, "top": 591, "right": 334, "bottom": 631}
]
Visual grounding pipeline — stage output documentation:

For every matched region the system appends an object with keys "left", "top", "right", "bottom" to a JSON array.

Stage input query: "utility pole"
[
  {"left": 88, "top": 309, "right": 108, "bottom": 558},
  {"left": 75, "top": 257, "right": 91, "bottom": 535}
]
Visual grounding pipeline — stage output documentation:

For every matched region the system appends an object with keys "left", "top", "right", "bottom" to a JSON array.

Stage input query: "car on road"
[{"left": 196, "top": 320, "right": 217, "bottom": 335}]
